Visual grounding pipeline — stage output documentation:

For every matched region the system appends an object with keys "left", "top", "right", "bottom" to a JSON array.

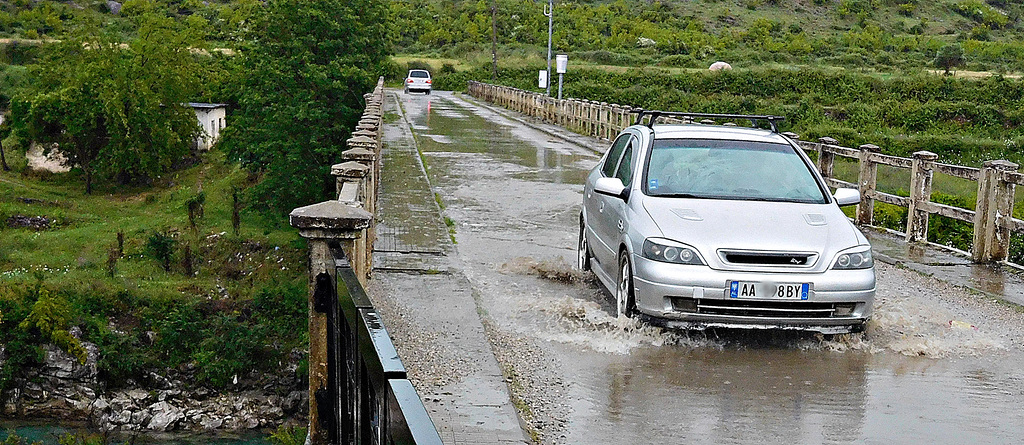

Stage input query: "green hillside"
[{"left": 392, "top": 0, "right": 1024, "bottom": 72}]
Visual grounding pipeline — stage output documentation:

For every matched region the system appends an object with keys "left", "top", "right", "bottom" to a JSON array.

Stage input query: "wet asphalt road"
[{"left": 397, "top": 90, "right": 1024, "bottom": 444}]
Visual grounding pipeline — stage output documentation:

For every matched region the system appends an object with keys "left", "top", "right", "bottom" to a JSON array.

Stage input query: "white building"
[{"left": 190, "top": 103, "right": 227, "bottom": 151}]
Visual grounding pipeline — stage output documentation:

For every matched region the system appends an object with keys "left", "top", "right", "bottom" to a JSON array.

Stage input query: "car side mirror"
[
  {"left": 594, "top": 177, "right": 627, "bottom": 200},
  {"left": 833, "top": 188, "right": 860, "bottom": 207}
]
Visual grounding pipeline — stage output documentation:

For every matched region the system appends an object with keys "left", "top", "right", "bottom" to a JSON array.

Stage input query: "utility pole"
[
  {"left": 491, "top": 2, "right": 498, "bottom": 81},
  {"left": 544, "top": 0, "right": 553, "bottom": 96}
]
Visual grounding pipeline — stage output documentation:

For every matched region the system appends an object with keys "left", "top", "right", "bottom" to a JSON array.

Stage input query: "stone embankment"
[{"left": 1, "top": 338, "right": 307, "bottom": 432}]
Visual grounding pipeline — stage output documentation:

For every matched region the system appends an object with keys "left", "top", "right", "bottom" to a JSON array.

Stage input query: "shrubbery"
[
  {"left": 458, "top": 66, "right": 1024, "bottom": 165},
  {"left": 0, "top": 276, "right": 307, "bottom": 389}
]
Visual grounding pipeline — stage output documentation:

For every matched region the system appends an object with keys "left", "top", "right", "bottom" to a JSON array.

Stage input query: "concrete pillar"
[
  {"left": 817, "top": 137, "right": 838, "bottom": 180},
  {"left": 289, "top": 201, "right": 372, "bottom": 445},
  {"left": 857, "top": 144, "right": 880, "bottom": 225},
  {"left": 906, "top": 151, "right": 939, "bottom": 243},
  {"left": 973, "top": 160, "right": 1020, "bottom": 262}
]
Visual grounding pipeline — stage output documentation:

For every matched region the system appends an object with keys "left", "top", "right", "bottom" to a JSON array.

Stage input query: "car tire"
[
  {"left": 577, "top": 220, "right": 591, "bottom": 271},
  {"left": 426, "top": 89, "right": 431, "bottom": 95},
  {"left": 404, "top": 87, "right": 409, "bottom": 94},
  {"left": 616, "top": 250, "right": 637, "bottom": 318}
]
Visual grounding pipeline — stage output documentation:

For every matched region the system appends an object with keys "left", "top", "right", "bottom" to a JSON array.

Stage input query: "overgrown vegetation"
[
  {"left": 0, "top": 0, "right": 392, "bottom": 410},
  {"left": 220, "top": 0, "right": 392, "bottom": 213},
  {"left": 439, "top": 65, "right": 1024, "bottom": 165},
  {"left": 392, "top": 0, "right": 1024, "bottom": 73},
  {"left": 0, "top": 152, "right": 311, "bottom": 391},
  {"left": 10, "top": 7, "right": 206, "bottom": 193}
]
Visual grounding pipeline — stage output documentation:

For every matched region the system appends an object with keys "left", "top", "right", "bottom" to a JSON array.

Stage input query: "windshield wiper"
[{"left": 656, "top": 193, "right": 705, "bottom": 199}]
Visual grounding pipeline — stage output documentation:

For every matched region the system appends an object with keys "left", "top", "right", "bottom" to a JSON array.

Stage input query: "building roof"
[{"left": 188, "top": 102, "right": 228, "bottom": 110}]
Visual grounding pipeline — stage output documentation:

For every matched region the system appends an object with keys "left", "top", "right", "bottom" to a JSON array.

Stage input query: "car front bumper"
[{"left": 632, "top": 255, "right": 875, "bottom": 333}]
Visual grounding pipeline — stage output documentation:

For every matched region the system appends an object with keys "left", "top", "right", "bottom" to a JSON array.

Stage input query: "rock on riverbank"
[{"left": 1, "top": 341, "right": 308, "bottom": 432}]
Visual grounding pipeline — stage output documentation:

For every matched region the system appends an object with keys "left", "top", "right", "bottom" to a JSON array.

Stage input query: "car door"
[
  {"left": 585, "top": 135, "right": 630, "bottom": 268},
  {"left": 596, "top": 135, "right": 638, "bottom": 277},
  {"left": 589, "top": 133, "right": 636, "bottom": 271}
]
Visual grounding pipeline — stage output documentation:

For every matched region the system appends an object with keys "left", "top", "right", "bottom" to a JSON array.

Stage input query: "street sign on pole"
[
  {"left": 555, "top": 54, "right": 567, "bottom": 74},
  {"left": 555, "top": 54, "right": 567, "bottom": 99}
]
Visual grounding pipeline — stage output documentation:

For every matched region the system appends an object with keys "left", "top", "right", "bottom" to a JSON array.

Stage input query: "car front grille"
[
  {"left": 672, "top": 298, "right": 845, "bottom": 319},
  {"left": 719, "top": 250, "right": 817, "bottom": 267}
]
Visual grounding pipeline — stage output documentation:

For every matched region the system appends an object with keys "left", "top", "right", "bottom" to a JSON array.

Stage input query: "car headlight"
[
  {"left": 832, "top": 247, "right": 873, "bottom": 270},
  {"left": 641, "top": 238, "right": 705, "bottom": 265}
]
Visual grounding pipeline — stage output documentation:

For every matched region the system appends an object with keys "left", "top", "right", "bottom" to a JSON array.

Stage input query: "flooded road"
[{"left": 397, "top": 91, "right": 1024, "bottom": 444}]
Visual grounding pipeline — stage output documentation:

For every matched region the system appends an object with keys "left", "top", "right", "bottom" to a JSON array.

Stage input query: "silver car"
[{"left": 578, "top": 113, "right": 875, "bottom": 334}]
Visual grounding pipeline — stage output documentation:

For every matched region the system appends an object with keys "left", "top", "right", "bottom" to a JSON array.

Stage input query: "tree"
[
  {"left": 934, "top": 43, "right": 965, "bottom": 75},
  {"left": 220, "top": 0, "right": 392, "bottom": 214},
  {"left": 12, "top": 8, "right": 204, "bottom": 193}
]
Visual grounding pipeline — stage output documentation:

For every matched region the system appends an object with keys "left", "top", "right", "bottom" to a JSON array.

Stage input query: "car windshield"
[
  {"left": 645, "top": 138, "right": 827, "bottom": 203},
  {"left": 409, "top": 70, "right": 430, "bottom": 78}
]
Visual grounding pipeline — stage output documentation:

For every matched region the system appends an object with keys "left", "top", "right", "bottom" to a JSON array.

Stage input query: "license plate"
[{"left": 730, "top": 281, "right": 809, "bottom": 300}]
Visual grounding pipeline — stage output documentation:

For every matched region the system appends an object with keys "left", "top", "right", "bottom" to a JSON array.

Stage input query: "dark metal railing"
[{"left": 318, "top": 250, "right": 442, "bottom": 445}]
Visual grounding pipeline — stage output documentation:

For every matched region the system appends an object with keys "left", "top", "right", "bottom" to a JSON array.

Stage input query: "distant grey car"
[{"left": 578, "top": 113, "right": 875, "bottom": 334}]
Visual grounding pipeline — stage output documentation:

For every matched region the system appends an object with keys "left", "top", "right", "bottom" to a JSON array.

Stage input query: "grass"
[
  {"left": 443, "top": 216, "right": 457, "bottom": 244},
  {"left": 0, "top": 150, "right": 302, "bottom": 288},
  {"left": 0, "top": 149, "right": 308, "bottom": 388}
]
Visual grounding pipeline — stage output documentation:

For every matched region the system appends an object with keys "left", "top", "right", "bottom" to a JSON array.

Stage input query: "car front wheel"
[
  {"left": 577, "top": 220, "right": 591, "bottom": 271},
  {"left": 616, "top": 250, "right": 636, "bottom": 318}
]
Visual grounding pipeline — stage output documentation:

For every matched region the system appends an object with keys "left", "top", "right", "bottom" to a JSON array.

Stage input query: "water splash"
[
  {"left": 500, "top": 256, "right": 591, "bottom": 284},
  {"left": 499, "top": 256, "right": 1011, "bottom": 358},
  {"left": 530, "top": 295, "right": 722, "bottom": 354}
]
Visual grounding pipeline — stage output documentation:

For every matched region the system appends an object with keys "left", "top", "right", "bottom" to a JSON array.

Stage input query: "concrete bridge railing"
[
  {"left": 289, "top": 78, "right": 442, "bottom": 445},
  {"left": 467, "top": 81, "right": 1023, "bottom": 266}
]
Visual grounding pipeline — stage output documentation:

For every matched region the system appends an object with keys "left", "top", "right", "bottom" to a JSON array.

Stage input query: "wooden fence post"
[
  {"left": 906, "top": 151, "right": 938, "bottom": 243},
  {"left": 973, "top": 160, "right": 1020, "bottom": 262},
  {"left": 817, "top": 137, "right": 837, "bottom": 179},
  {"left": 857, "top": 144, "right": 880, "bottom": 225}
]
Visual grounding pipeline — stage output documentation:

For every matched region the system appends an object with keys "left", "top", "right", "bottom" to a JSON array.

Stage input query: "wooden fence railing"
[{"left": 466, "top": 81, "right": 1023, "bottom": 265}]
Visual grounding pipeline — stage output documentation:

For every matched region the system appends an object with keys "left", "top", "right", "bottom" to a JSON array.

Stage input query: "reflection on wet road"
[{"left": 399, "top": 91, "right": 1024, "bottom": 444}]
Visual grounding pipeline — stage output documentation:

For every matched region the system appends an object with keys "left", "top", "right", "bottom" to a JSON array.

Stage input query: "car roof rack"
[{"left": 630, "top": 109, "right": 785, "bottom": 133}]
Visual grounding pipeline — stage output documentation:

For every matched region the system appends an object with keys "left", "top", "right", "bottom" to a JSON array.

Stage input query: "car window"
[
  {"left": 614, "top": 138, "right": 635, "bottom": 185},
  {"left": 409, "top": 70, "right": 430, "bottom": 78},
  {"left": 602, "top": 134, "right": 630, "bottom": 177},
  {"left": 645, "top": 138, "right": 826, "bottom": 203}
]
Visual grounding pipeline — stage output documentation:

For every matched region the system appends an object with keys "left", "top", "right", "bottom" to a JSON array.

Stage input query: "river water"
[
  {"left": 0, "top": 421, "right": 271, "bottom": 444},
  {"left": 399, "top": 90, "right": 1024, "bottom": 444}
]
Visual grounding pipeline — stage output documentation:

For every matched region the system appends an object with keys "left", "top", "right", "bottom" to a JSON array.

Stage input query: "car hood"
[{"left": 640, "top": 196, "right": 864, "bottom": 271}]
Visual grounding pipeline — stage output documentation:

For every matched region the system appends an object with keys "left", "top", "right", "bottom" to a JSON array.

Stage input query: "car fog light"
[
  {"left": 672, "top": 298, "right": 698, "bottom": 312},
  {"left": 833, "top": 304, "right": 856, "bottom": 317}
]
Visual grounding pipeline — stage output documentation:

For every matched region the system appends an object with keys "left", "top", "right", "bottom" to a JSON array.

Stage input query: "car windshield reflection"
[{"left": 645, "top": 139, "right": 827, "bottom": 203}]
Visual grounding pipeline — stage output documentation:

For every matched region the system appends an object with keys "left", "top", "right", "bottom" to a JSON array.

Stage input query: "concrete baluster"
[
  {"left": 973, "top": 160, "right": 1020, "bottom": 262},
  {"left": 856, "top": 144, "right": 880, "bottom": 225},
  {"left": 817, "top": 137, "right": 838, "bottom": 180},
  {"left": 906, "top": 151, "right": 939, "bottom": 243},
  {"left": 289, "top": 200, "right": 371, "bottom": 444}
]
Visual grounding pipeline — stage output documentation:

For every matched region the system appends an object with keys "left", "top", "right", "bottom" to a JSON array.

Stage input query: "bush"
[
  {"left": 934, "top": 44, "right": 966, "bottom": 74},
  {"left": 145, "top": 230, "right": 177, "bottom": 272},
  {"left": 658, "top": 54, "right": 697, "bottom": 67},
  {"left": 405, "top": 60, "right": 434, "bottom": 72}
]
